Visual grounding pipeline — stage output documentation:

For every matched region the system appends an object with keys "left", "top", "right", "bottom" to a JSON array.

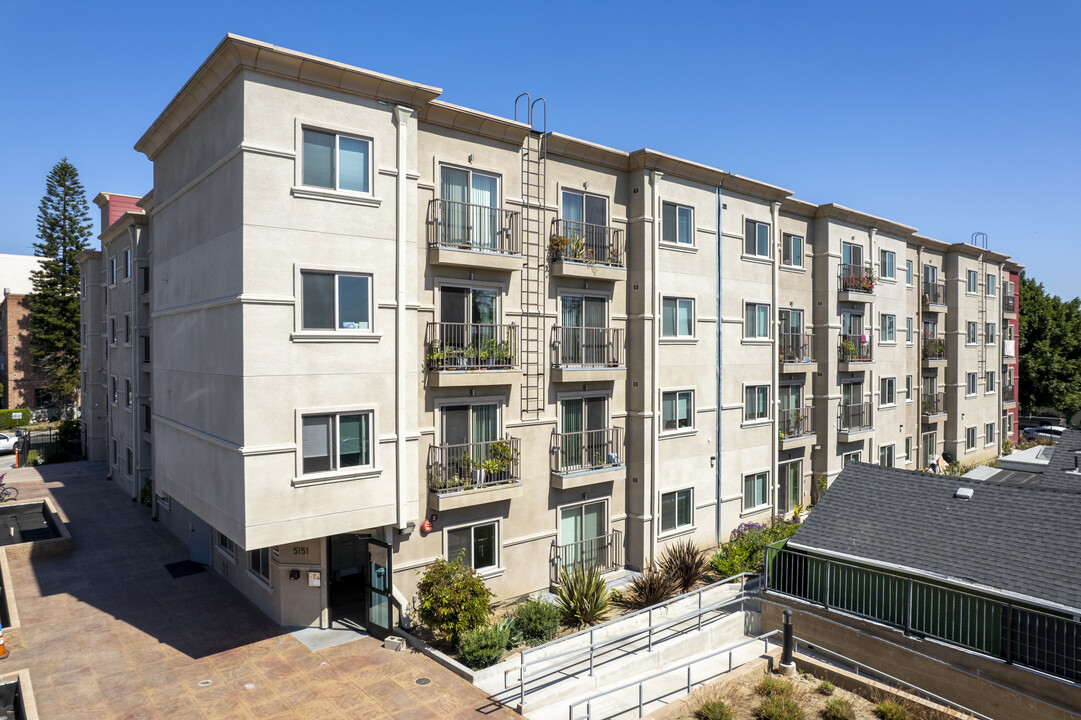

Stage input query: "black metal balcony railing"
[
  {"left": 1003, "top": 382, "right": 1016, "bottom": 402},
  {"left": 549, "top": 219, "right": 625, "bottom": 267},
  {"left": 550, "top": 326, "right": 624, "bottom": 368},
  {"left": 552, "top": 427, "right": 624, "bottom": 474},
  {"left": 922, "top": 280, "right": 946, "bottom": 305},
  {"left": 922, "top": 334, "right": 946, "bottom": 361},
  {"left": 921, "top": 392, "right": 946, "bottom": 416},
  {"left": 779, "top": 406, "right": 814, "bottom": 440},
  {"left": 838, "top": 401, "right": 873, "bottom": 433},
  {"left": 425, "top": 322, "right": 519, "bottom": 371},
  {"left": 427, "top": 437, "right": 520, "bottom": 494},
  {"left": 550, "top": 529, "right": 623, "bottom": 585},
  {"left": 428, "top": 198, "right": 521, "bottom": 255},
  {"left": 1004, "top": 295, "right": 1017, "bottom": 313},
  {"left": 839, "top": 263, "right": 875, "bottom": 293},
  {"left": 779, "top": 333, "right": 815, "bottom": 364},
  {"left": 838, "top": 333, "right": 873, "bottom": 363}
]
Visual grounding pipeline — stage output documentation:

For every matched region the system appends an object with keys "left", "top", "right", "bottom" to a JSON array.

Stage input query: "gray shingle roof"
[{"left": 789, "top": 457, "right": 1081, "bottom": 613}]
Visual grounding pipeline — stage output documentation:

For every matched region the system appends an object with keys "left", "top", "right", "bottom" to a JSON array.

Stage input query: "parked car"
[
  {"left": 1021, "top": 426, "right": 1065, "bottom": 442},
  {"left": 0, "top": 433, "right": 16, "bottom": 455}
]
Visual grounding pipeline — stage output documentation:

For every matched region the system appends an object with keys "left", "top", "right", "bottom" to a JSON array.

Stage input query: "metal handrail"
[
  {"left": 838, "top": 333, "right": 872, "bottom": 362},
  {"left": 427, "top": 437, "right": 520, "bottom": 494},
  {"left": 779, "top": 332, "right": 815, "bottom": 364},
  {"left": 921, "top": 392, "right": 946, "bottom": 416},
  {"left": 1004, "top": 295, "right": 1017, "bottom": 312},
  {"left": 427, "top": 198, "right": 520, "bottom": 254},
  {"left": 549, "top": 219, "right": 624, "bottom": 267},
  {"left": 838, "top": 263, "right": 874, "bottom": 293},
  {"left": 778, "top": 406, "right": 813, "bottom": 439},
  {"left": 550, "top": 326, "right": 624, "bottom": 368},
  {"left": 837, "top": 401, "right": 872, "bottom": 432},
  {"left": 551, "top": 427, "right": 624, "bottom": 474},
  {"left": 921, "top": 334, "right": 946, "bottom": 361},
  {"left": 550, "top": 529, "right": 624, "bottom": 585},
  {"left": 424, "top": 322, "right": 519, "bottom": 371},
  {"left": 922, "top": 280, "right": 946, "bottom": 305}
]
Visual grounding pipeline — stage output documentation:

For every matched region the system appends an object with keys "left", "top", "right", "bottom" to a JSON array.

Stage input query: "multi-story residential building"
[
  {"left": 77, "top": 35, "right": 1021, "bottom": 634},
  {"left": 1, "top": 254, "right": 47, "bottom": 413}
]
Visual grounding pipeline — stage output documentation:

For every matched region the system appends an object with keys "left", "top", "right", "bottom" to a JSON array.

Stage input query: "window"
[
  {"left": 124, "top": 314, "right": 131, "bottom": 344},
  {"left": 447, "top": 522, "right": 498, "bottom": 571},
  {"left": 111, "top": 376, "right": 118, "bottom": 404},
  {"left": 301, "top": 412, "right": 373, "bottom": 474},
  {"left": 905, "top": 317, "right": 913, "bottom": 344},
  {"left": 921, "top": 431, "right": 936, "bottom": 468},
  {"left": 985, "top": 323, "right": 995, "bottom": 345},
  {"left": 778, "top": 462, "right": 801, "bottom": 515},
  {"left": 142, "top": 335, "right": 151, "bottom": 364},
  {"left": 905, "top": 260, "right": 913, "bottom": 286},
  {"left": 743, "top": 472, "right": 768, "bottom": 511},
  {"left": 302, "top": 128, "right": 371, "bottom": 193},
  {"left": 662, "top": 202, "right": 694, "bottom": 245},
  {"left": 301, "top": 272, "right": 371, "bottom": 331},
  {"left": 781, "top": 234, "right": 803, "bottom": 267},
  {"left": 967, "top": 270, "right": 978, "bottom": 294},
  {"left": 880, "top": 314, "right": 895, "bottom": 343},
  {"left": 986, "top": 371, "right": 996, "bottom": 393},
  {"left": 985, "top": 422, "right": 996, "bottom": 445},
  {"left": 110, "top": 317, "right": 117, "bottom": 344},
  {"left": 126, "top": 448, "right": 133, "bottom": 476},
  {"left": 143, "top": 404, "right": 152, "bottom": 434},
  {"left": 966, "top": 373, "right": 977, "bottom": 396},
  {"left": 660, "top": 489, "right": 693, "bottom": 532},
  {"left": 125, "top": 378, "right": 132, "bottom": 408},
  {"left": 123, "top": 249, "right": 131, "bottom": 279},
  {"left": 661, "top": 298, "right": 694, "bottom": 337},
  {"left": 880, "top": 250, "right": 895, "bottom": 280},
  {"left": 216, "top": 531, "right": 235, "bottom": 559},
  {"left": 744, "top": 303, "right": 770, "bottom": 339},
  {"left": 662, "top": 390, "right": 694, "bottom": 431},
  {"left": 966, "top": 427, "right": 977, "bottom": 451},
  {"left": 743, "top": 219, "right": 770, "bottom": 257},
  {"left": 879, "top": 444, "right": 895, "bottom": 468},
  {"left": 1006, "top": 413, "right": 1013, "bottom": 434},
  {"left": 744, "top": 385, "right": 770, "bottom": 423},
  {"left": 843, "top": 451, "right": 862, "bottom": 466},
  {"left": 987, "top": 274, "right": 996, "bottom": 296},
  {"left": 966, "top": 322, "right": 978, "bottom": 344},
  {"left": 904, "top": 437, "right": 913, "bottom": 462},
  {"left": 112, "top": 438, "right": 117, "bottom": 466},
  {"left": 880, "top": 377, "right": 896, "bottom": 406},
  {"left": 250, "top": 548, "right": 271, "bottom": 583},
  {"left": 905, "top": 375, "right": 913, "bottom": 402},
  {"left": 439, "top": 167, "right": 501, "bottom": 248},
  {"left": 110, "top": 257, "right": 117, "bottom": 285}
]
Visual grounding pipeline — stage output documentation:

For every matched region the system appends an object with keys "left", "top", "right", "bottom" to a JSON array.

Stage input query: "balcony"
[
  {"left": 838, "top": 263, "right": 875, "bottom": 302},
  {"left": 549, "top": 219, "right": 625, "bottom": 281},
  {"left": 779, "top": 332, "right": 816, "bottom": 371},
  {"left": 427, "top": 199, "right": 522, "bottom": 271},
  {"left": 1003, "top": 339, "right": 1016, "bottom": 359},
  {"left": 424, "top": 322, "right": 520, "bottom": 387},
  {"left": 837, "top": 401, "right": 873, "bottom": 441},
  {"left": 550, "top": 427, "right": 625, "bottom": 490},
  {"left": 427, "top": 437, "right": 523, "bottom": 511},
  {"left": 921, "top": 334, "right": 947, "bottom": 367},
  {"left": 550, "top": 530, "right": 623, "bottom": 586},
  {"left": 921, "top": 392, "right": 946, "bottom": 419},
  {"left": 922, "top": 280, "right": 946, "bottom": 308},
  {"left": 837, "top": 333, "right": 873, "bottom": 370},
  {"left": 1003, "top": 382, "right": 1016, "bottom": 406},
  {"left": 1004, "top": 295, "right": 1017, "bottom": 315},
  {"left": 550, "top": 326, "right": 625, "bottom": 382},
  {"left": 779, "top": 406, "right": 815, "bottom": 449}
]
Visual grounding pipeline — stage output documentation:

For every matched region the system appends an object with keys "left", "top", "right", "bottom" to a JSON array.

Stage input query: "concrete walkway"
[{"left": 2, "top": 461, "right": 520, "bottom": 719}]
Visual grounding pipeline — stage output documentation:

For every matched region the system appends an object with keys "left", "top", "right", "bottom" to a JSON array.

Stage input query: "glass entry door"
[
  {"left": 559, "top": 501, "right": 606, "bottom": 573},
  {"left": 365, "top": 539, "right": 392, "bottom": 639},
  {"left": 560, "top": 295, "right": 606, "bottom": 366},
  {"left": 327, "top": 534, "right": 394, "bottom": 639},
  {"left": 560, "top": 397, "right": 606, "bottom": 471},
  {"left": 441, "top": 167, "right": 499, "bottom": 249}
]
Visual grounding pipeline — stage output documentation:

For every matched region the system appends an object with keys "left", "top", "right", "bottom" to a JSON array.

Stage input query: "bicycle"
[{"left": 0, "top": 475, "right": 18, "bottom": 503}]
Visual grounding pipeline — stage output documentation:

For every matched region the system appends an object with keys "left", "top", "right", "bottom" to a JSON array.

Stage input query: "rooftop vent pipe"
[{"left": 955, "top": 487, "right": 974, "bottom": 500}]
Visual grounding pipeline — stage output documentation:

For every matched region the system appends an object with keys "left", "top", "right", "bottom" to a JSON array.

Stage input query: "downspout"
[
  {"left": 714, "top": 183, "right": 724, "bottom": 546},
  {"left": 129, "top": 224, "right": 139, "bottom": 504},
  {"left": 649, "top": 169, "right": 661, "bottom": 569},
  {"left": 394, "top": 106, "right": 411, "bottom": 531},
  {"left": 770, "top": 202, "right": 780, "bottom": 513}
]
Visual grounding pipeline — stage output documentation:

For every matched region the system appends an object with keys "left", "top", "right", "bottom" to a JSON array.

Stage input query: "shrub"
[
  {"left": 659, "top": 539, "right": 710, "bottom": 594},
  {"left": 27, "top": 450, "right": 40, "bottom": 466},
  {"left": 513, "top": 600, "right": 560, "bottom": 646},
  {"left": 873, "top": 701, "right": 908, "bottom": 720},
  {"left": 415, "top": 556, "right": 493, "bottom": 645},
  {"left": 817, "top": 680, "right": 835, "bottom": 696},
  {"left": 710, "top": 521, "right": 801, "bottom": 577},
  {"left": 492, "top": 616, "right": 523, "bottom": 648},
  {"left": 754, "top": 675, "right": 793, "bottom": 698},
  {"left": 756, "top": 695, "right": 804, "bottom": 720},
  {"left": 457, "top": 624, "right": 510, "bottom": 669},
  {"left": 616, "top": 567, "right": 677, "bottom": 610},
  {"left": 43, "top": 444, "right": 71, "bottom": 463},
  {"left": 556, "top": 564, "right": 610, "bottom": 629},
  {"left": 822, "top": 697, "right": 853, "bottom": 720},
  {"left": 696, "top": 699, "right": 733, "bottom": 720},
  {"left": 0, "top": 409, "right": 30, "bottom": 431}
]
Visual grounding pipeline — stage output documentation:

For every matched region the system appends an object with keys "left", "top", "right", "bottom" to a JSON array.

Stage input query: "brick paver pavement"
[{"left": 2, "top": 460, "right": 521, "bottom": 719}]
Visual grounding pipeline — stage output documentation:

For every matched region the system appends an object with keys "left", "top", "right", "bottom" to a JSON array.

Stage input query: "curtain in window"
[
  {"left": 472, "top": 405, "right": 497, "bottom": 465},
  {"left": 302, "top": 416, "right": 332, "bottom": 473},
  {"left": 661, "top": 492, "right": 676, "bottom": 532},
  {"left": 338, "top": 137, "right": 369, "bottom": 192},
  {"left": 338, "top": 276, "right": 369, "bottom": 330},
  {"left": 562, "top": 297, "right": 583, "bottom": 365},
  {"left": 302, "top": 130, "right": 334, "bottom": 188},
  {"left": 338, "top": 413, "right": 369, "bottom": 468},
  {"left": 440, "top": 167, "right": 469, "bottom": 245},
  {"left": 471, "top": 173, "right": 498, "bottom": 249},
  {"left": 302, "top": 273, "right": 335, "bottom": 330},
  {"left": 561, "top": 399, "right": 583, "bottom": 469},
  {"left": 678, "top": 391, "right": 691, "bottom": 427},
  {"left": 582, "top": 502, "right": 605, "bottom": 569},
  {"left": 678, "top": 300, "right": 692, "bottom": 336},
  {"left": 583, "top": 298, "right": 606, "bottom": 365},
  {"left": 585, "top": 195, "right": 608, "bottom": 258},
  {"left": 662, "top": 393, "right": 677, "bottom": 430},
  {"left": 560, "top": 507, "right": 583, "bottom": 567},
  {"left": 471, "top": 289, "right": 498, "bottom": 351}
]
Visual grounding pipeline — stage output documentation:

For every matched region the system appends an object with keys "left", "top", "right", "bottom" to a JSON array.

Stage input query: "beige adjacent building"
[{"left": 77, "top": 35, "right": 1020, "bottom": 633}]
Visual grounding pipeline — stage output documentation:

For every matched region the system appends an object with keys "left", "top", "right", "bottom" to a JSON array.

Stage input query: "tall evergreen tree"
[
  {"left": 27, "top": 158, "right": 93, "bottom": 413},
  {"left": 1017, "top": 273, "right": 1081, "bottom": 418}
]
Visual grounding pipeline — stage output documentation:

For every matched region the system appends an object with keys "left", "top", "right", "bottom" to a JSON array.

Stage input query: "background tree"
[
  {"left": 1017, "top": 272, "right": 1081, "bottom": 419},
  {"left": 27, "top": 158, "right": 92, "bottom": 413}
]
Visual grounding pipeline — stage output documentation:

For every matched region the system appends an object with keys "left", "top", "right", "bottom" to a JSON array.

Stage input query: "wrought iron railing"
[
  {"left": 552, "top": 427, "right": 624, "bottom": 474},
  {"left": 779, "top": 406, "right": 813, "bottom": 440},
  {"left": 549, "top": 219, "right": 624, "bottom": 267},
  {"left": 550, "top": 530, "right": 623, "bottom": 585},
  {"left": 837, "top": 401, "right": 872, "bottom": 432},
  {"left": 779, "top": 332, "right": 815, "bottom": 364},
  {"left": 427, "top": 198, "right": 520, "bottom": 255},
  {"left": 921, "top": 334, "right": 946, "bottom": 361},
  {"left": 427, "top": 437, "right": 520, "bottom": 494},
  {"left": 922, "top": 280, "right": 946, "bottom": 305},
  {"left": 1003, "top": 382, "right": 1016, "bottom": 403},
  {"left": 838, "top": 263, "right": 874, "bottom": 293},
  {"left": 424, "top": 322, "right": 518, "bottom": 371},
  {"left": 921, "top": 392, "right": 945, "bottom": 416},
  {"left": 1004, "top": 295, "right": 1016, "bottom": 313},
  {"left": 551, "top": 326, "right": 624, "bottom": 368},
  {"left": 837, "top": 334, "right": 872, "bottom": 362}
]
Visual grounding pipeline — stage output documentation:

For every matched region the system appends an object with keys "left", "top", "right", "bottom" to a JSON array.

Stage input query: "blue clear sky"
[{"left": 2, "top": 0, "right": 1078, "bottom": 299}]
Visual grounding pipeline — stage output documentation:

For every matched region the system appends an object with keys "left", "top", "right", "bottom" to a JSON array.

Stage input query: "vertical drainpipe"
[
  {"left": 770, "top": 202, "right": 781, "bottom": 513},
  {"left": 394, "top": 106, "right": 410, "bottom": 532},
  {"left": 714, "top": 182, "right": 724, "bottom": 546},
  {"left": 649, "top": 169, "right": 661, "bottom": 569}
]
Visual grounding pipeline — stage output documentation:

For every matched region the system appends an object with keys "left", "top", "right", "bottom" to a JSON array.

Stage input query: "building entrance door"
[{"left": 327, "top": 534, "right": 394, "bottom": 638}]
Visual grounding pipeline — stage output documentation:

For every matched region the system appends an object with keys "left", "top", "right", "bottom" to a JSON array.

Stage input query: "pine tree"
[{"left": 27, "top": 158, "right": 93, "bottom": 414}]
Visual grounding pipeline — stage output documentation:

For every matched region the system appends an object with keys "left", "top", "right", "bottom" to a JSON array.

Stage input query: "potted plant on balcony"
[
  {"left": 488, "top": 438, "right": 519, "bottom": 483},
  {"left": 859, "top": 267, "right": 877, "bottom": 292},
  {"left": 549, "top": 234, "right": 569, "bottom": 261},
  {"left": 840, "top": 338, "right": 857, "bottom": 359}
]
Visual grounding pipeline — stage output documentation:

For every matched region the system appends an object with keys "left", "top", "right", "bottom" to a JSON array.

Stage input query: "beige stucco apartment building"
[{"left": 77, "top": 35, "right": 1021, "bottom": 633}]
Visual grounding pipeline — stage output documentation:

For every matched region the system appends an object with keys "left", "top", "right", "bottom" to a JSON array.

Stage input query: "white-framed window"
[
  {"left": 905, "top": 317, "right": 913, "bottom": 344},
  {"left": 124, "top": 313, "right": 131, "bottom": 344},
  {"left": 111, "top": 376, "right": 118, "bottom": 404},
  {"left": 742, "top": 472, "right": 768, "bottom": 511},
  {"left": 744, "top": 303, "right": 770, "bottom": 339},
  {"left": 880, "top": 377, "right": 896, "bottom": 406},
  {"left": 904, "top": 436, "right": 913, "bottom": 462},
  {"left": 660, "top": 488, "right": 693, "bottom": 533},
  {"left": 880, "top": 250, "right": 896, "bottom": 280},
  {"left": 1006, "top": 412, "right": 1013, "bottom": 434},
  {"left": 109, "top": 316, "right": 117, "bottom": 345},
  {"left": 301, "top": 411, "right": 373, "bottom": 474},
  {"left": 1007, "top": 323, "right": 1014, "bottom": 341},
  {"left": 905, "top": 375, "right": 913, "bottom": 402},
  {"left": 966, "top": 372, "right": 977, "bottom": 396},
  {"left": 879, "top": 444, "right": 895, "bottom": 467},
  {"left": 216, "top": 531, "right": 236, "bottom": 561},
  {"left": 967, "top": 270, "right": 978, "bottom": 294},
  {"left": 662, "top": 202, "right": 694, "bottom": 245},
  {"left": 447, "top": 521, "right": 498, "bottom": 571},
  {"left": 661, "top": 297, "right": 694, "bottom": 338},
  {"left": 302, "top": 128, "right": 371, "bottom": 194},
  {"left": 744, "top": 385, "right": 770, "bottom": 423},
  {"left": 781, "top": 234, "right": 803, "bottom": 267},
  {"left": 880, "top": 314, "right": 896, "bottom": 343},
  {"left": 110, "top": 256, "right": 117, "bottom": 285},
  {"left": 985, "top": 323, "right": 995, "bottom": 345},
  {"left": 249, "top": 548, "right": 271, "bottom": 583},
  {"left": 986, "top": 371, "right": 996, "bottom": 393},
  {"left": 905, "top": 260, "right": 913, "bottom": 286},
  {"left": 987, "top": 274, "right": 996, "bottom": 296},
  {"left": 301, "top": 271, "right": 371, "bottom": 331},
  {"left": 985, "top": 422, "right": 996, "bottom": 446},
  {"left": 125, "top": 378, "right": 132, "bottom": 408},
  {"left": 843, "top": 451, "right": 861, "bottom": 466},
  {"left": 966, "top": 426, "right": 977, "bottom": 451},
  {"left": 744, "top": 219, "right": 770, "bottom": 258},
  {"left": 966, "top": 321, "right": 978, "bottom": 345},
  {"left": 661, "top": 390, "right": 694, "bottom": 431},
  {"left": 123, "top": 249, "right": 131, "bottom": 280}
]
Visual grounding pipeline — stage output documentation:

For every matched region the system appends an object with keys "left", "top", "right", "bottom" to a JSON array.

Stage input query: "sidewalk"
[{"left": 2, "top": 461, "right": 520, "bottom": 719}]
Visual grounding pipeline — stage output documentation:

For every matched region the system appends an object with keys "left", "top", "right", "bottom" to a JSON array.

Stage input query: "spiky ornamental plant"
[{"left": 27, "top": 159, "right": 93, "bottom": 414}]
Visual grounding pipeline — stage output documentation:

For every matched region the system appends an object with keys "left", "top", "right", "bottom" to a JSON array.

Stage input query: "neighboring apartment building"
[
  {"left": 0, "top": 253, "right": 47, "bottom": 413},
  {"left": 77, "top": 35, "right": 1021, "bottom": 634}
]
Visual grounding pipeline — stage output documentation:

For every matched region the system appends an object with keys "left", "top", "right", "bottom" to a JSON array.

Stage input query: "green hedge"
[{"left": 0, "top": 409, "right": 30, "bottom": 431}]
